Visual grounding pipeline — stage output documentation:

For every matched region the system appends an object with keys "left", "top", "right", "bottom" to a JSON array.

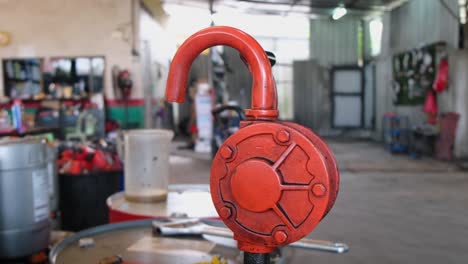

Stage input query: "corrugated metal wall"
[
  {"left": 306, "top": 0, "right": 463, "bottom": 145},
  {"left": 224, "top": 47, "right": 253, "bottom": 110},
  {"left": 449, "top": 49, "right": 468, "bottom": 158},
  {"left": 373, "top": 0, "right": 462, "bottom": 146},
  {"left": 310, "top": 0, "right": 459, "bottom": 65},
  {"left": 310, "top": 18, "right": 361, "bottom": 66},
  {"left": 293, "top": 60, "right": 330, "bottom": 131},
  {"left": 390, "top": 0, "right": 459, "bottom": 52}
]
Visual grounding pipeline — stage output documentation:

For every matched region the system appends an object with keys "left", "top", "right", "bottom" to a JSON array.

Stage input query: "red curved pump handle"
[{"left": 165, "top": 26, "right": 278, "bottom": 120}]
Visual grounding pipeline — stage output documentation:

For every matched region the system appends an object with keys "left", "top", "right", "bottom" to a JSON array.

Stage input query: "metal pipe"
[
  {"left": 244, "top": 252, "right": 270, "bottom": 264},
  {"left": 153, "top": 220, "right": 349, "bottom": 254},
  {"left": 165, "top": 26, "right": 278, "bottom": 120},
  {"left": 290, "top": 238, "right": 349, "bottom": 253}
]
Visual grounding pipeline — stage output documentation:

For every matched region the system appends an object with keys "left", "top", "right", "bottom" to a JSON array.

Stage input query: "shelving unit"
[
  {"left": 383, "top": 113, "right": 410, "bottom": 153},
  {"left": 2, "top": 58, "right": 43, "bottom": 99},
  {"left": 0, "top": 97, "right": 90, "bottom": 139},
  {"left": 0, "top": 126, "right": 60, "bottom": 138},
  {"left": 1, "top": 56, "right": 105, "bottom": 139}
]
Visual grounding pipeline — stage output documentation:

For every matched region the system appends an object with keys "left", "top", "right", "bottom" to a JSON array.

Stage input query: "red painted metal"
[
  {"left": 210, "top": 121, "right": 339, "bottom": 253},
  {"left": 108, "top": 207, "right": 155, "bottom": 223},
  {"left": 165, "top": 26, "right": 339, "bottom": 254},
  {"left": 165, "top": 26, "right": 278, "bottom": 120}
]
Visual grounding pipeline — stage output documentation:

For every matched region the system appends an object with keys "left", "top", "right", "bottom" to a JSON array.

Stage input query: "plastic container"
[
  {"left": 59, "top": 170, "right": 121, "bottom": 231},
  {"left": 11, "top": 99, "right": 24, "bottom": 132},
  {"left": 123, "top": 129, "right": 173, "bottom": 203},
  {"left": 435, "top": 112, "right": 460, "bottom": 160}
]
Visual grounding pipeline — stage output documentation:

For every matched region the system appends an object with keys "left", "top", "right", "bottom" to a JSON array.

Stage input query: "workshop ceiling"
[
  {"left": 237, "top": 0, "right": 405, "bottom": 10},
  {"left": 163, "top": 0, "right": 408, "bottom": 17}
]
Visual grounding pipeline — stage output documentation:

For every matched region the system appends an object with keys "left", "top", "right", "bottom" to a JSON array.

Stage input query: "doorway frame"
[{"left": 330, "top": 65, "right": 365, "bottom": 129}]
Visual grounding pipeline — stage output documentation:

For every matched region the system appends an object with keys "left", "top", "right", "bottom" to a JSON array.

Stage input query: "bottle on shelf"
[{"left": 11, "top": 99, "right": 24, "bottom": 132}]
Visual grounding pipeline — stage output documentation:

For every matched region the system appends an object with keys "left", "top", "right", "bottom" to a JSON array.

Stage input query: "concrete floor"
[{"left": 170, "top": 140, "right": 468, "bottom": 264}]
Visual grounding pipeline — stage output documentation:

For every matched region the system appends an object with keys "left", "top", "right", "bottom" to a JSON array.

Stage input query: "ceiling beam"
[{"left": 237, "top": 0, "right": 388, "bottom": 12}]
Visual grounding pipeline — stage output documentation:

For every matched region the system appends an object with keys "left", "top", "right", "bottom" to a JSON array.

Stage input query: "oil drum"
[
  {"left": 49, "top": 219, "right": 290, "bottom": 264},
  {"left": 0, "top": 139, "right": 50, "bottom": 259},
  {"left": 107, "top": 184, "right": 219, "bottom": 223}
]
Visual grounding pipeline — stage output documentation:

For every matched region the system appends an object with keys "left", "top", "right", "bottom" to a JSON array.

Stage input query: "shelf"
[
  {"left": 4, "top": 97, "right": 89, "bottom": 103},
  {"left": 19, "top": 126, "right": 60, "bottom": 135},
  {"left": 0, "top": 129, "right": 17, "bottom": 136},
  {"left": 6, "top": 77, "right": 41, "bottom": 83},
  {"left": 26, "top": 97, "right": 89, "bottom": 102},
  {"left": 0, "top": 98, "right": 90, "bottom": 109},
  {"left": 0, "top": 126, "right": 60, "bottom": 137}
]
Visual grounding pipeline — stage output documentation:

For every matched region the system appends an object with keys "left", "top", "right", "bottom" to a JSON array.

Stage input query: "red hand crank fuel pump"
[{"left": 165, "top": 26, "right": 340, "bottom": 259}]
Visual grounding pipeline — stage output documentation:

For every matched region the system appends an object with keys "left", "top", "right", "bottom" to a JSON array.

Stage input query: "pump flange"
[{"left": 210, "top": 121, "right": 339, "bottom": 253}]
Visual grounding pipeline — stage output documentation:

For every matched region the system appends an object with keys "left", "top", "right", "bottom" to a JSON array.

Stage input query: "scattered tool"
[{"left": 153, "top": 219, "right": 348, "bottom": 254}]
